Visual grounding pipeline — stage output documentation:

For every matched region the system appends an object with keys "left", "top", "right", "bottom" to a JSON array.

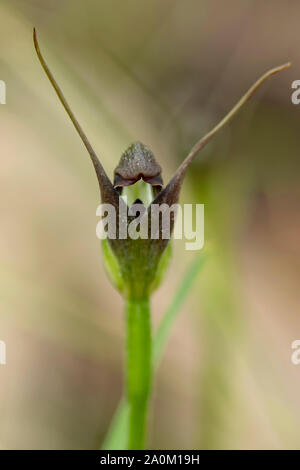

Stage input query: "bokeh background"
[{"left": 1, "top": 0, "right": 300, "bottom": 449}]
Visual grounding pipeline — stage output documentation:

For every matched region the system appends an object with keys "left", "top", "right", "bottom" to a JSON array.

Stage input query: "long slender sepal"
[
  {"left": 154, "top": 62, "right": 291, "bottom": 210},
  {"left": 177, "top": 63, "right": 291, "bottom": 178},
  {"left": 33, "top": 28, "right": 118, "bottom": 205}
]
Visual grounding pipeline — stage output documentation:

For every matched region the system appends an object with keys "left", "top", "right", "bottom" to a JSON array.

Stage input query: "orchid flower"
[{"left": 33, "top": 28, "right": 290, "bottom": 449}]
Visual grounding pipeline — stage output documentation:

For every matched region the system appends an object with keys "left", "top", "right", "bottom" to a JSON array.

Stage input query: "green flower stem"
[
  {"left": 102, "top": 252, "right": 208, "bottom": 450},
  {"left": 126, "top": 297, "right": 152, "bottom": 450}
]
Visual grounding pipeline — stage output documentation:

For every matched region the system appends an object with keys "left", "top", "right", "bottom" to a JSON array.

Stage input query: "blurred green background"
[{"left": 0, "top": 0, "right": 300, "bottom": 449}]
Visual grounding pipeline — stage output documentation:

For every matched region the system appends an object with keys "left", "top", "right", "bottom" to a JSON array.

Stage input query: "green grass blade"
[
  {"left": 102, "top": 398, "right": 129, "bottom": 450},
  {"left": 153, "top": 252, "right": 207, "bottom": 365}
]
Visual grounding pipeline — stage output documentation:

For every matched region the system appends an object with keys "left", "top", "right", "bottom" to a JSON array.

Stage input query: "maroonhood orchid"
[{"left": 33, "top": 28, "right": 290, "bottom": 449}]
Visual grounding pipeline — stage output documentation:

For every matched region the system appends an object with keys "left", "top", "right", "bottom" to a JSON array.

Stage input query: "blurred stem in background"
[
  {"left": 199, "top": 252, "right": 241, "bottom": 448},
  {"left": 190, "top": 162, "right": 245, "bottom": 448}
]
